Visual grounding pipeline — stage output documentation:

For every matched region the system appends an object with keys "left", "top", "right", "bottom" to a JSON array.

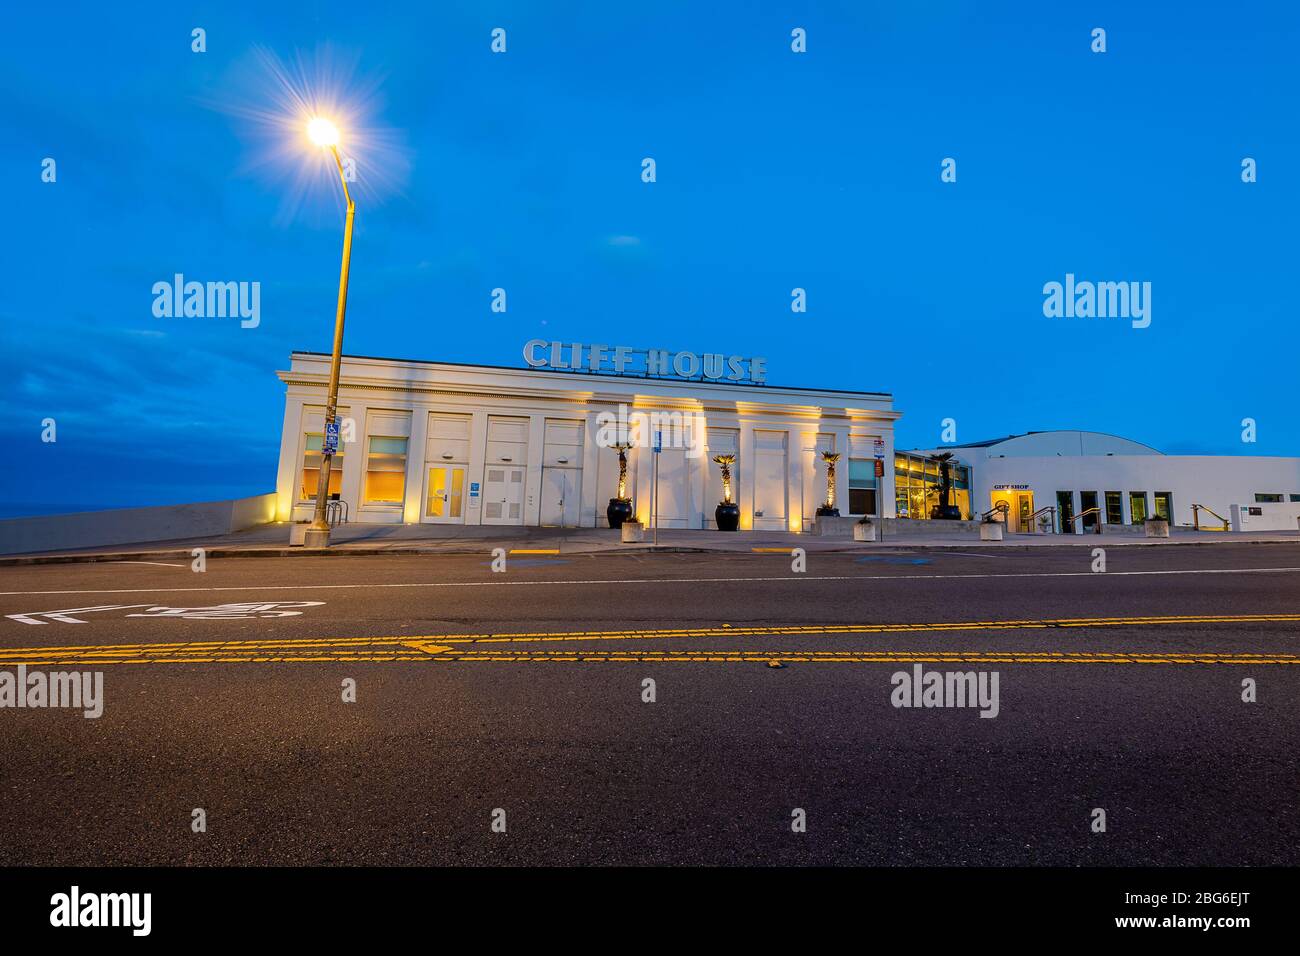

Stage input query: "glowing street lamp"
[{"left": 304, "top": 116, "right": 356, "bottom": 548}]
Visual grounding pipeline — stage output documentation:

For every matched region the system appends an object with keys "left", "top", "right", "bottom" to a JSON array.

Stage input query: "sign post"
[
  {"left": 652, "top": 430, "right": 662, "bottom": 546},
  {"left": 874, "top": 443, "right": 886, "bottom": 542}
]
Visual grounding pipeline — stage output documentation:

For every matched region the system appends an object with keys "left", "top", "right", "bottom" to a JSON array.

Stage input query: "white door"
[
  {"left": 482, "top": 466, "right": 525, "bottom": 525},
  {"left": 753, "top": 430, "right": 788, "bottom": 531},
  {"left": 423, "top": 465, "right": 466, "bottom": 523},
  {"left": 540, "top": 468, "right": 582, "bottom": 527}
]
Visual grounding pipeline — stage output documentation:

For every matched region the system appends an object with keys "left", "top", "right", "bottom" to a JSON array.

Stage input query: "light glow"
[{"left": 307, "top": 117, "right": 340, "bottom": 146}]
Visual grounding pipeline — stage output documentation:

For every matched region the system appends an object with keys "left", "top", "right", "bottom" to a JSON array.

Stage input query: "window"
[
  {"left": 300, "top": 433, "right": 343, "bottom": 501},
  {"left": 1290, "top": 494, "right": 1300, "bottom": 503},
  {"left": 1128, "top": 492, "right": 1148, "bottom": 523},
  {"left": 1153, "top": 493, "right": 1172, "bottom": 521},
  {"left": 892, "top": 452, "right": 970, "bottom": 519},
  {"left": 363, "top": 436, "right": 408, "bottom": 504},
  {"left": 848, "top": 460, "right": 877, "bottom": 515},
  {"left": 1104, "top": 491, "right": 1123, "bottom": 524},
  {"left": 1255, "top": 493, "right": 1284, "bottom": 503}
]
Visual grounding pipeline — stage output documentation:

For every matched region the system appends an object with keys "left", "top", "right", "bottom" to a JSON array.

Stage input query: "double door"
[{"left": 424, "top": 465, "right": 466, "bottom": 523}]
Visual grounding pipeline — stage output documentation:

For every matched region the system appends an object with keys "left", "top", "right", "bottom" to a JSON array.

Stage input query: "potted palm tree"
[
  {"left": 713, "top": 454, "right": 740, "bottom": 531},
  {"left": 606, "top": 442, "right": 634, "bottom": 528},
  {"left": 816, "top": 452, "right": 841, "bottom": 517}
]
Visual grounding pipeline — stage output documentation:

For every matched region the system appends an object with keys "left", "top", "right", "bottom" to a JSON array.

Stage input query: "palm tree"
[
  {"left": 820, "top": 452, "right": 841, "bottom": 512},
  {"left": 712, "top": 454, "right": 735, "bottom": 504}
]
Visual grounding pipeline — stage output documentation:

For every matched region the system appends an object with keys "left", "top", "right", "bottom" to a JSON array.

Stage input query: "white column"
[
  {"left": 339, "top": 403, "right": 368, "bottom": 519},
  {"left": 402, "top": 408, "right": 429, "bottom": 524},
  {"left": 581, "top": 410, "right": 602, "bottom": 526},
  {"left": 523, "top": 414, "right": 546, "bottom": 526},
  {"left": 738, "top": 425, "right": 756, "bottom": 531},
  {"left": 466, "top": 411, "right": 489, "bottom": 526},
  {"left": 274, "top": 395, "right": 305, "bottom": 521},
  {"left": 787, "top": 426, "right": 803, "bottom": 533},
  {"left": 830, "top": 426, "right": 850, "bottom": 515}
]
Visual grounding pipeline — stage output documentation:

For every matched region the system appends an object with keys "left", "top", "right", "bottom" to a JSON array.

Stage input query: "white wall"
[
  {"left": 971, "top": 455, "right": 1300, "bottom": 528},
  {"left": 275, "top": 352, "right": 899, "bottom": 532},
  {"left": 0, "top": 493, "right": 277, "bottom": 556}
]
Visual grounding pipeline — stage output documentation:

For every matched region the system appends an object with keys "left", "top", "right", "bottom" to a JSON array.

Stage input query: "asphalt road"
[{"left": 1, "top": 542, "right": 1298, "bottom": 865}]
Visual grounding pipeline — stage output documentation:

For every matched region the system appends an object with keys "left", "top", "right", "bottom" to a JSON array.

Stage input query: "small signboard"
[
  {"left": 469, "top": 482, "right": 480, "bottom": 498},
  {"left": 874, "top": 459, "right": 885, "bottom": 477},
  {"left": 653, "top": 430, "right": 663, "bottom": 453},
  {"left": 323, "top": 421, "right": 340, "bottom": 455}
]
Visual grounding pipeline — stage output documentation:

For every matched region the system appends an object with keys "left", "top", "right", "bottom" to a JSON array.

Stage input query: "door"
[
  {"left": 1056, "top": 491, "right": 1075, "bottom": 534},
  {"left": 540, "top": 468, "right": 582, "bottom": 527},
  {"left": 423, "top": 465, "right": 466, "bottom": 523},
  {"left": 1080, "top": 491, "right": 1100, "bottom": 533},
  {"left": 483, "top": 466, "right": 526, "bottom": 525},
  {"left": 1015, "top": 492, "right": 1033, "bottom": 533}
]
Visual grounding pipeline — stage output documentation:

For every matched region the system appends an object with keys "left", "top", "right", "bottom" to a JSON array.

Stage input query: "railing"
[
  {"left": 980, "top": 501, "right": 1010, "bottom": 522},
  {"left": 1065, "top": 507, "right": 1102, "bottom": 533},
  {"left": 1192, "top": 503, "right": 1229, "bottom": 532},
  {"left": 326, "top": 499, "right": 349, "bottom": 528},
  {"left": 1024, "top": 505, "right": 1058, "bottom": 534}
]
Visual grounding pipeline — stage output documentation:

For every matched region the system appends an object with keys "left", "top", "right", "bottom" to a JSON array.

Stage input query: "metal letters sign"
[{"left": 523, "top": 340, "right": 767, "bottom": 385}]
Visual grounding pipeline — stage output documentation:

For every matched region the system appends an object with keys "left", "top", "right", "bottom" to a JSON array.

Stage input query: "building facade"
[
  {"left": 911, "top": 431, "right": 1300, "bottom": 532},
  {"left": 273, "top": 350, "right": 900, "bottom": 532}
]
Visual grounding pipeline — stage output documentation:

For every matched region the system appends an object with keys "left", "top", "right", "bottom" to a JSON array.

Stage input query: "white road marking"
[
  {"left": 105, "top": 560, "right": 186, "bottom": 568},
  {"left": 2, "top": 566, "right": 1300, "bottom": 598},
  {"left": 5, "top": 601, "right": 325, "bottom": 624}
]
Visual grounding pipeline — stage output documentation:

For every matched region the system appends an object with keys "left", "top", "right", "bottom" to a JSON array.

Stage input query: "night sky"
[{"left": 4, "top": 2, "right": 1297, "bottom": 516}]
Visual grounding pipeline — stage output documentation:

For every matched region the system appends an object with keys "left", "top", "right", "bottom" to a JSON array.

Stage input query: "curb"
[{"left": 1, "top": 537, "right": 1295, "bottom": 566}]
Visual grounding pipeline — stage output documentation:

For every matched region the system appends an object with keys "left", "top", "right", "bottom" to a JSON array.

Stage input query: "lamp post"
[{"left": 304, "top": 117, "right": 355, "bottom": 549}]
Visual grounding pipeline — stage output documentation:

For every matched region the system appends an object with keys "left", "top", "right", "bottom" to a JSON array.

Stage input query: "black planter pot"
[
  {"left": 715, "top": 502, "right": 740, "bottom": 531},
  {"left": 815, "top": 505, "right": 840, "bottom": 517},
  {"left": 606, "top": 498, "right": 634, "bottom": 529}
]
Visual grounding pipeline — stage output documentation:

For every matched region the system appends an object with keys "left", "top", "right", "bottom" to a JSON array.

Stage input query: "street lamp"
[{"left": 303, "top": 116, "right": 355, "bottom": 548}]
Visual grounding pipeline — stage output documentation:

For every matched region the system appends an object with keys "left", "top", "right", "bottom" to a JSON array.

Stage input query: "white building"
[
  {"left": 911, "top": 431, "right": 1300, "bottom": 533},
  {"left": 273, "top": 346, "right": 900, "bottom": 532}
]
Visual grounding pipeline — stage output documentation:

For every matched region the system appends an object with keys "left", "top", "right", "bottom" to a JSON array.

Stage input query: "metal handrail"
[
  {"left": 980, "top": 501, "right": 1010, "bottom": 522},
  {"left": 1065, "top": 506, "right": 1102, "bottom": 533},
  {"left": 1025, "top": 505, "right": 1057, "bottom": 534},
  {"left": 1192, "top": 503, "right": 1229, "bottom": 532}
]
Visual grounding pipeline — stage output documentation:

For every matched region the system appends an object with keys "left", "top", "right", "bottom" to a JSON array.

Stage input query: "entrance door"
[
  {"left": 423, "top": 465, "right": 466, "bottom": 523},
  {"left": 483, "top": 466, "right": 526, "bottom": 525},
  {"left": 1015, "top": 492, "right": 1034, "bottom": 533},
  {"left": 1080, "top": 491, "right": 1100, "bottom": 533},
  {"left": 540, "top": 468, "right": 582, "bottom": 527},
  {"left": 1056, "top": 491, "right": 1075, "bottom": 534}
]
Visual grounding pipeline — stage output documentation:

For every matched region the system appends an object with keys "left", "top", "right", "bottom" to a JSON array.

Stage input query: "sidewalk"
[{"left": 3, "top": 521, "right": 1299, "bottom": 565}]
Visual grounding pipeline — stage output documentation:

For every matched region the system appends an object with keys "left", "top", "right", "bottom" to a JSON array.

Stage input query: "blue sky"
[{"left": 3, "top": 2, "right": 1297, "bottom": 516}]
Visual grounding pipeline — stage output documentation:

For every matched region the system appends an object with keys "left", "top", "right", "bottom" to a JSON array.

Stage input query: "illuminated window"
[
  {"left": 364, "top": 436, "right": 408, "bottom": 505},
  {"left": 1128, "top": 492, "right": 1148, "bottom": 523},
  {"left": 1105, "top": 492, "right": 1122, "bottom": 524},
  {"left": 300, "top": 433, "right": 343, "bottom": 501},
  {"left": 847, "top": 460, "right": 877, "bottom": 515}
]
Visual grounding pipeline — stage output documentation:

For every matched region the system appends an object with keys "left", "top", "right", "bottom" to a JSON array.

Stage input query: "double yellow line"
[{"left": 0, "top": 612, "right": 1297, "bottom": 665}]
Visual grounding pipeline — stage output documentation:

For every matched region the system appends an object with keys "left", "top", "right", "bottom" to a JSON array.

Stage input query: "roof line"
[{"left": 289, "top": 350, "right": 894, "bottom": 399}]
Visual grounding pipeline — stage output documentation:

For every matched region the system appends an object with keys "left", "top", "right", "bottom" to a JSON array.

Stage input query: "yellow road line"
[{"left": 1, "top": 612, "right": 1298, "bottom": 665}]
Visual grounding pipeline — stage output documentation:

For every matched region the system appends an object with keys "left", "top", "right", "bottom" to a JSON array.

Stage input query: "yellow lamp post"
[{"left": 304, "top": 117, "right": 355, "bottom": 549}]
